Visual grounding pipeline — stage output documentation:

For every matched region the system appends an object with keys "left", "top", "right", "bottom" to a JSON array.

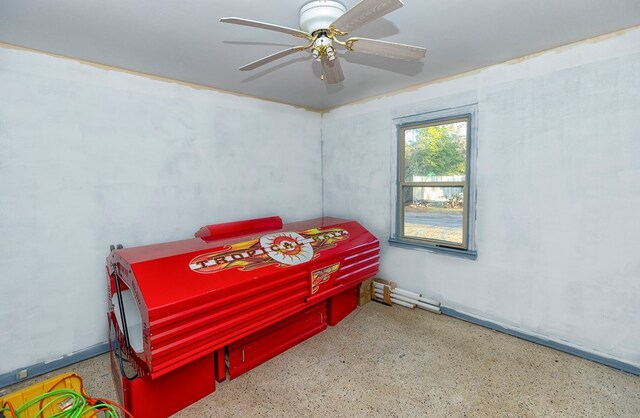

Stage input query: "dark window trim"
[
  {"left": 391, "top": 105, "right": 478, "bottom": 259},
  {"left": 388, "top": 238, "right": 478, "bottom": 260}
]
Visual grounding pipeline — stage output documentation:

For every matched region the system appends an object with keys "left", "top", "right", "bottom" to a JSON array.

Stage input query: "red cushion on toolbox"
[{"left": 195, "top": 216, "right": 283, "bottom": 241}]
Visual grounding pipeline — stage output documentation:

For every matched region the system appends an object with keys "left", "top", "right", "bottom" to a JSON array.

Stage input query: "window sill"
[{"left": 388, "top": 238, "right": 477, "bottom": 260}]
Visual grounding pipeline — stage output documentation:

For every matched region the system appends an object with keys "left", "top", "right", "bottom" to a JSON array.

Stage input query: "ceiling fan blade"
[
  {"left": 331, "top": 0, "right": 403, "bottom": 34},
  {"left": 239, "top": 47, "right": 303, "bottom": 71},
  {"left": 346, "top": 37, "right": 426, "bottom": 61},
  {"left": 321, "top": 57, "right": 345, "bottom": 84},
  {"left": 220, "top": 17, "right": 310, "bottom": 38}
]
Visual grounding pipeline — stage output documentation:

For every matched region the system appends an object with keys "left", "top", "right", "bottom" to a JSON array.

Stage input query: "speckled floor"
[{"left": 3, "top": 302, "right": 639, "bottom": 417}]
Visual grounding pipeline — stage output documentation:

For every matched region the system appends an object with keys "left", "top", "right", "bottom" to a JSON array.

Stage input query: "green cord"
[{"left": 6, "top": 388, "right": 121, "bottom": 418}]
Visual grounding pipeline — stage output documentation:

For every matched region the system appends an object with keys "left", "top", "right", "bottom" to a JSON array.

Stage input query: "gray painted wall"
[
  {"left": 1, "top": 27, "right": 639, "bottom": 377},
  {"left": 322, "top": 28, "right": 640, "bottom": 368},
  {"left": 0, "top": 48, "right": 322, "bottom": 375}
]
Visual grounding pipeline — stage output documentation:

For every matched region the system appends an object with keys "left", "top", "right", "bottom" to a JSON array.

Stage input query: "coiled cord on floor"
[{"left": 0, "top": 374, "right": 133, "bottom": 418}]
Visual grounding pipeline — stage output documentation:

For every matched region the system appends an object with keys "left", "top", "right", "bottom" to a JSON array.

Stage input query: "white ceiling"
[{"left": 1, "top": 1, "right": 639, "bottom": 110}]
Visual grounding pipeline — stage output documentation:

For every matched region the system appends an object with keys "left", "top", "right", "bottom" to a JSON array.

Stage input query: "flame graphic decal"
[{"left": 189, "top": 228, "right": 349, "bottom": 274}]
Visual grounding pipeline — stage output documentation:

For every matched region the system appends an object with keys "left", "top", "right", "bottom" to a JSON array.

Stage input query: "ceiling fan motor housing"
[{"left": 299, "top": 0, "right": 346, "bottom": 34}]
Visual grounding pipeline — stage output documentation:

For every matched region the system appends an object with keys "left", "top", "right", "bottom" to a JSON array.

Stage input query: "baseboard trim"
[
  {"left": 441, "top": 307, "right": 640, "bottom": 376},
  {"left": 0, "top": 342, "right": 110, "bottom": 390},
  {"left": 2, "top": 309, "right": 637, "bottom": 390}
]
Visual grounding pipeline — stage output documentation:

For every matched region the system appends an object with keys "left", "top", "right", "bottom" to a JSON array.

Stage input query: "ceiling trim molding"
[
  {"left": 0, "top": 41, "right": 323, "bottom": 113},
  {"left": 2, "top": 23, "right": 639, "bottom": 114},
  {"left": 320, "top": 24, "right": 640, "bottom": 114}
]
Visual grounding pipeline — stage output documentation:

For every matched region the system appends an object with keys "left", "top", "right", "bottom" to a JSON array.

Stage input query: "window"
[{"left": 391, "top": 106, "right": 477, "bottom": 257}]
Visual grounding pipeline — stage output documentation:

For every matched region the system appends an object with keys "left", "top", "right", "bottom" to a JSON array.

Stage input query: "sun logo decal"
[{"left": 260, "top": 232, "right": 314, "bottom": 265}]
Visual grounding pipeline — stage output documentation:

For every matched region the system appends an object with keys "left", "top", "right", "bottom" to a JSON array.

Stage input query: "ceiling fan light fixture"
[
  {"left": 326, "top": 46, "right": 336, "bottom": 60},
  {"left": 311, "top": 34, "right": 336, "bottom": 61},
  {"left": 221, "top": 0, "right": 425, "bottom": 83},
  {"left": 299, "top": 0, "right": 346, "bottom": 34}
]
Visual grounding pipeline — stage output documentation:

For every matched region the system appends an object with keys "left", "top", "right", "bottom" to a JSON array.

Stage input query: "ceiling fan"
[{"left": 220, "top": 0, "right": 426, "bottom": 84}]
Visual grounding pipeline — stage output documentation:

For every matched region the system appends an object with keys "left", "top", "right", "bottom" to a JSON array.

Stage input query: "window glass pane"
[
  {"left": 404, "top": 120, "right": 467, "bottom": 182},
  {"left": 403, "top": 186, "right": 464, "bottom": 246}
]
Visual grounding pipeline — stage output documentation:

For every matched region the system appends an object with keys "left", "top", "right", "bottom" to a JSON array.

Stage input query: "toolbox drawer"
[{"left": 228, "top": 302, "right": 327, "bottom": 379}]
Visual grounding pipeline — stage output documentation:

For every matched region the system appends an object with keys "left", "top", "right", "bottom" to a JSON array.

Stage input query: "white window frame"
[{"left": 389, "top": 104, "right": 478, "bottom": 259}]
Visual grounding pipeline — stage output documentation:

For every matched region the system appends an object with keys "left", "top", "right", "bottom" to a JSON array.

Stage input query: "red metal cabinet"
[{"left": 107, "top": 216, "right": 379, "bottom": 415}]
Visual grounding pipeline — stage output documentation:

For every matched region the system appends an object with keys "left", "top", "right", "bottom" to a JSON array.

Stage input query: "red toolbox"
[{"left": 106, "top": 216, "right": 379, "bottom": 416}]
